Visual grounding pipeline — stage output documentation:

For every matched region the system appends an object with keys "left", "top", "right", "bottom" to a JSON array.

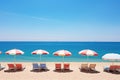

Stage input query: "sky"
[{"left": 0, "top": 0, "right": 120, "bottom": 41}]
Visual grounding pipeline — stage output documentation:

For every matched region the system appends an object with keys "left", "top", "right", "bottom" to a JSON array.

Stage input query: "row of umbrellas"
[{"left": 0, "top": 49, "right": 120, "bottom": 64}]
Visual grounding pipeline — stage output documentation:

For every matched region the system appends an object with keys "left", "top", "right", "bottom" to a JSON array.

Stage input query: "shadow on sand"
[
  {"left": 31, "top": 69, "right": 50, "bottom": 72},
  {"left": 104, "top": 70, "right": 120, "bottom": 74},
  {"left": 53, "top": 69, "right": 73, "bottom": 73},
  {"left": 79, "top": 68, "right": 100, "bottom": 74}
]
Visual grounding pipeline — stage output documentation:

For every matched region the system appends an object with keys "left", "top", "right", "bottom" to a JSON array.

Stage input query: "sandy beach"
[{"left": 0, "top": 62, "right": 120, "bottom": 80}]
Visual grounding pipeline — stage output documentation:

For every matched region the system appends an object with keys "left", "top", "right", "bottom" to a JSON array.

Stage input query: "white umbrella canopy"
[
  {"left": 6, "top": 49, "right": 24, "bottom": 63},
  {"left": 32, "top": 49, "right": 49, "bottom": 63},
  {"left": 78, "top": 49, "right": 98, "bottom": 63},
  {"left": 102, "top": 53, "right": 120, "bottom": 61},
  {"left": 53, "top": 50, "right": 72, "bottom": 64},
  {"left": 102, "top": 53, "right": 120, "bottom": 65}
]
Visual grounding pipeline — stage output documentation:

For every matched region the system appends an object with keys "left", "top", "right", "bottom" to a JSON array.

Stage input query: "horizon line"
[{"left": 0, "top": 40, "right": 120, "bottom": 42}]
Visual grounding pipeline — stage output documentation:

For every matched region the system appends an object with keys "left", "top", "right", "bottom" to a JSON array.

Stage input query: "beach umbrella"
[
  {"left": 53, "top": 50, "right": 72, "bottom": 64},
  {"left": 32, "top": 49, "right": 49, "bottom": 63},
  {"left": 78, "top": 49, "right": 98, "bottom": 63},
  {"left": 102, "top": 53, "right": 120, "bottom": 64},
  {"left": 6, "top": 49, "right": 24, "bottom": 64}
]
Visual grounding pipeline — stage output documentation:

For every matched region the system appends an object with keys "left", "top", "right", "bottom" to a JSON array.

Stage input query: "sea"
[{"left": 0, "top": 41, "right": 120, "bottom": 62}]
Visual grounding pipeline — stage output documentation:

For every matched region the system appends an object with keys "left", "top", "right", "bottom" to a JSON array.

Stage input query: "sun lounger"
[
  {"left": 15, "top": 64, "right": 25, "bottom": 71},
  {"left": 80, "top": 64, "right": 99, "bottom": 73},
  {"left": 40, "top": 64, "right": 48, "bottom": 70},
  {"left": 104, "top": 65, "right": 120, "bottom": 73},
  {"left": 4, "top": 64, "right": 16, "bottom": 72},
  {"left": 8, "top": 64, "right": 16, "bottom": 70},
  {"left": 32, "top": 63, "right": 40, "bottom": 70},
  {"left": 109, "top": 65, "right": 120, "bottom": 73},
  {"left": 89, "top": 64, "right": 96, "bottom": 71},
  {"left": 32, "top": 63, "right": 49, "bottom": 72},
  {"left": 0, "top": 64, "right": 5, "bottom": 70},
  {"left": 63, "top": 64, "right": 70, "bottom": 70},
  {"left": 104, "top": 66, "right": 109, "bottom": 72},
  {"left": 80, "top": 64, "right": 89, "bottom": 71},
  {"left": 116, "top": 65, "right": 120, "bottom": 72},
  {"left": 55, "top": 63, "right": 61, "bottom": 70},
  {"left": 109, "top": 65, "right": 117, "bottom": 72}
]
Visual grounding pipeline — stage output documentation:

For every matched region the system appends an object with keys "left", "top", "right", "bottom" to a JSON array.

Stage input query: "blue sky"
[{"left": 0, "top": 0, "right": 120, "bottom": 41}]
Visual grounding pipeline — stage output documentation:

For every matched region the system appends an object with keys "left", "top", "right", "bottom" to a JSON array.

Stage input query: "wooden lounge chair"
[
  {"left": 80, "top": 64, "right": 89, "bottom": 72},
  {"left": 63, "top": 64, "right": 70, "bottom": 70},
  {"left": 89, "top": 64, "right": 96, "bottom": 71},
  {"left": 15, "top": 64, "right": 25, "bottom": 71},
  {"left": 55, "top": 63, "right": 61, "bottom": 71}
]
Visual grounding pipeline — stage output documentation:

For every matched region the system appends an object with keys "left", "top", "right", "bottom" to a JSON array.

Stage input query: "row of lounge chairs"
[
  {"left": 104, "top": 65, "right": 120, "bottom": 73},
  {"left": 0, "top": 63, "right": 120, "bottom": 74},
  {"left": 80, "top": 64, "right": 97, "bottom": 72},
  {"left": 32, "top": 63, "right": 70, "bottom": 72},
  {"left": 55, "top": 63, "right": 70, "bottom": 70},
  {"left": 4, "top": 64, "right": 25, "bottom": 72},
  {"left": 1, "top": 63, "right": 70, "bottom": 72},
  {"left": 80, "top": 64, "right": 120, "bottom": 74},
  {"left": 32, "top": 63, "right": 48, "bottom": 72}
]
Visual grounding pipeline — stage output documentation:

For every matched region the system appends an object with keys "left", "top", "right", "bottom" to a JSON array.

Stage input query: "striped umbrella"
[
  {"left": 102, "top": 53, "right": 120, "bottom": 64},
  {"left": 53, "top": 50, "right": 72, "bottom": 64},
  {"left": 32, "top": 49, "right": 49, "bottom": 63},
  {"left": 6, "top": 49, "right": 24, "bottom": 64},
  {"left": 79, "top": 49, "right": 98, "bottom": 63}
]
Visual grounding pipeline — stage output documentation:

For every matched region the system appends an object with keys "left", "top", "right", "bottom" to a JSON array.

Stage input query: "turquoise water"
[{"left": 0, "top": 41, "right": 120, "bottom": 62}]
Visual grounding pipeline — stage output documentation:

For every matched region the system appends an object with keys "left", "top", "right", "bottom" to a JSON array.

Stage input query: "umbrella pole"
[
  {"left": 14, "top": 55, "right": 16, "bottom": 65},
  {"left": 63, "top": 56, "right": 64, "bottom": 65},
  {"left": 112, "top": 61, "right": 114, "bottom": 65},
  {"left": 87, "top": 56, "right": 89, "bottom": 64},
  {"left": 62, "top": 56, "right": 64, "bottom": 72},
  {"left": 39, "top": 55, "right": 41, "bottom": 64}
]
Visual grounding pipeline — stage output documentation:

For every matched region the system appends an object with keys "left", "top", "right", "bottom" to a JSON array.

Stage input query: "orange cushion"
[
  {"left": 64, "top": 64, "right": 69, "bottom": 69},
  {"left": 55, "top": 64, "right": 61, "bottom": 69},
  {"left": 116, "top": 65, "right": 120, "bottom": 69},
  {"left": 110, "top": 65, "right": 117, "bottom": 70},
  {"left": 8, "top": 64, "right": 15, "bottom": 69},
  {"left": 16, "top": 64, "right": 22, "bottom": 70}
]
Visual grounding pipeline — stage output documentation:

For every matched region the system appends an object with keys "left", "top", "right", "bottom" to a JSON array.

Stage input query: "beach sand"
[{"left": 0, "top": 62, "right": 120, "bottom": 80}]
